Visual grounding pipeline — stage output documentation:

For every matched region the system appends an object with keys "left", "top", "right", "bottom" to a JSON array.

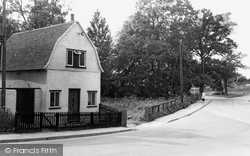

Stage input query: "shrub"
[{"left": 0, "top": 108, "right": 15, "bottom": 132}]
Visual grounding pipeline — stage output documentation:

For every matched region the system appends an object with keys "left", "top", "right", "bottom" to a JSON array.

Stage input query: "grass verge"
[{"left": 101, "top": 97, "right": 168, "bottom": 126}]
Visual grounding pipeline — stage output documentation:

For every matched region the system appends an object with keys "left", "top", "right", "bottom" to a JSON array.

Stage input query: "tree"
[
  {"left": 113, "top": 0, "right": 195, "bottom": 98},
  {"left": 28, "top": 0, "right": 68, "bottom": 29},
  {"left": 189, "top": 9, "right": 237, "bottom": 93},
  {"left": 10, "top": 0, "right": 69, "bottom": 30},
  {"left": 0, "top": 4, "right": 22, "bottom": 38},
  {"left": 237, "top": 76, "right": 248, "bottom": 85},
  {"left": 87, "top": 10, "right": 112, "bottom": 66},
  {"left": 221, "top": 51, "right": 247, "bottom": 93},
  {"left": 86, "top": 10, "right": 113, "bottom": 97},
  {"left": 9, "top": 0, "right": 29, "bottom": 30},
  {"left": 205, "top": 50, "right": 246, "bottom": 93}
]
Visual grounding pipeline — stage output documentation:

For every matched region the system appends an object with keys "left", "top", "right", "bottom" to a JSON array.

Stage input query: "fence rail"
[
  {"left": 144, "top": 94, "right": 201, "bottom": 121},
  {"left": 15, "top": 111, "right": 122, "bottom": 133}
]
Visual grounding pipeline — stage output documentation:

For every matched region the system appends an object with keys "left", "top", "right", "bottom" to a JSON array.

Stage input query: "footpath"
[{"left": 0, "top": 98, "right": 212, "bottom": 143}]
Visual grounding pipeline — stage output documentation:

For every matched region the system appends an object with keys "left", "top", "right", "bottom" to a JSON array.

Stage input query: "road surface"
[{"left": 25, "top": 95, "right": 250, "bottom": 156}]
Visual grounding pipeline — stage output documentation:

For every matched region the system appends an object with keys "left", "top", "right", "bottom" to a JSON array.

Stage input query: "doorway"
[
  {"left": 16, "top": 89, "right": 35, "bottom": 124},
  {"left": 68, "top": 89, "right": 80, "bottom": 122},
  {"left": 16, "top": 89, "right": 34, "bottom": 113},
  {"left": 68, "top": 89, "right": 80, "bottom": 113}
]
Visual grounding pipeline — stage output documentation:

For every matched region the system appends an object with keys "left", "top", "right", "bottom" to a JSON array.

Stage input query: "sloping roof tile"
[{"left": 6, "top": 21, "right": 75, "bottom": 71}]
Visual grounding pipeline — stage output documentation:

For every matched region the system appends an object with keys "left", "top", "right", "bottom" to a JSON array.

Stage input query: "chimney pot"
[{"left": 71, "top": 14, "right": 74, "bottom": 21}]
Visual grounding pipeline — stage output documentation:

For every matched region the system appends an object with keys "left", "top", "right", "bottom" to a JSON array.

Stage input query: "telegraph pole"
[
  {"left": 1, "top": 0, "right": 6, "bottom": 111},
  {"left": 179, "top": 40, "right": 183, "bottom": 103}
]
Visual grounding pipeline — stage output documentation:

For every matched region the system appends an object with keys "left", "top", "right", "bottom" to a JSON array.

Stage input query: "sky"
[{"left": 67, "top": 0, "right": 250, "bottom": 78}]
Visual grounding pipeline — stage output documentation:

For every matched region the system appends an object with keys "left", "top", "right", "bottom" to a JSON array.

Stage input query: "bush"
[{"left": 0, "top": 108, "right": 15, "bottom": 132}]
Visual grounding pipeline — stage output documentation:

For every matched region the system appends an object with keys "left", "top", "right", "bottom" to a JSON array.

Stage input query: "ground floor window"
[
  {"left": 50, "top": 90, "right": 61, "bottom": 108},
  {"left": 88, "top": 91, "right": 97, "bottom": 106}
]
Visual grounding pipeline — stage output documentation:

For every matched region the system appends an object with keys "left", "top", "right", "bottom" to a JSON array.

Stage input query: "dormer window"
[{"left": 67, "top": 49, "right": 86, "bottom": 68}]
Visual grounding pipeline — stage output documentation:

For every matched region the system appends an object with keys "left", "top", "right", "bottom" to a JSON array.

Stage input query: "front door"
[
  {"left": 68, "top": 89, "right": 80, "bottom": 113},
  {"left": 16, "top": 89, "right": 35, "bottom": 124},
  {"left": 68, "top": 89, "right": 80, "bottom": 122},
  {"left": 16, "top": 89, "right": 34, "bottom": 112}
]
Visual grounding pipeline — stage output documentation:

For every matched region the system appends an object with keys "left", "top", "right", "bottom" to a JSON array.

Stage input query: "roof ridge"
[{"left": 13, "top": 21, "right": 76, "bottom": 35}]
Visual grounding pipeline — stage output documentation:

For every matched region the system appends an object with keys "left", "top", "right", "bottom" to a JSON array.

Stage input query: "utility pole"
[
  {"left": 200, "top": 55, "right": 205, "bottom": 94},
  {"left": 1, "top": 0, "right": 6, "bottom": 111},
  {"left": 179, "top": 40, "right": 183, "bottom": 103}
]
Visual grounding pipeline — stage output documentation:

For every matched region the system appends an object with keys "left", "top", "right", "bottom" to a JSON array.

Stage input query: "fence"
[
  {"left": 99, "top": 104, "right": 127, "bottom": 127},
  {"left": 15, "top": 111, "right": 123, "bottom": 133},
  {"left": 99, "top": 104, "right": 120, "bottom": 114},
  {"left": 144, "top": 94, "right": 201, "bottom": 121}
]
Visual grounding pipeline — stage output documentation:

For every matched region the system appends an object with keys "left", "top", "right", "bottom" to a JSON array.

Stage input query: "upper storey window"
[{"left": 67, "top": 49, "right": 86, "bottom": 68}]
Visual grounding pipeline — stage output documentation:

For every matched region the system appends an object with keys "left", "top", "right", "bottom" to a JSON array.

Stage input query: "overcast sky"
[{"left": 68, "top": 0, "right": 250, "bottom": 78}]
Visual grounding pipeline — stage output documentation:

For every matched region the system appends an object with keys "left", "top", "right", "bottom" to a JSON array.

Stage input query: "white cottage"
[{"left": 0, "top": 21, "right": 103, "bottom": 113}]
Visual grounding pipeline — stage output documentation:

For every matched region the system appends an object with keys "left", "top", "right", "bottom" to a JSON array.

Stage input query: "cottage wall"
[
  {"left": 48, "top": 23, "right": 102, "bottom": 73},
  {"left": 46, "top": 70, "right": 100, "bottom": 112},
  {"left": 46, "top": 23, "right": 102, "bottom": 112},
  {"left": 0, "top": 71, "right": 47, "bottom": 112}
]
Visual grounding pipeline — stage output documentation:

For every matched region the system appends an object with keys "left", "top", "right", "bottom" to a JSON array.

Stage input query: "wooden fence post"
[
  {"left": 40, "top": 112, "right": 43, "bottom": 132},
  {"left": 90, "top": 112, "right": 94, "bottom": 127},
  {"left": 121, "top": 110, "right": 127, "bottom": 127},
  {"left": 56, "top": 113, "right": 59, "bottom": 131},
  {"left": 144, "top": 106, "right": 149, "bottom": 121},
  {"left": 15, "top": 112, "right": 18, "bottom": 133}
]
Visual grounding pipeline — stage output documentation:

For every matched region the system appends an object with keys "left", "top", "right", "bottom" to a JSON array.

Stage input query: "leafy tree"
[
  {"left": 205, "top": 50, "right": 246, "bottom": 93},
  {"left": 113, "top": 0, "right": 195, "bottom": 98},
  {"left": 9, "top": 0, "right": 29, "bottom": 30},
  {"left": 10, "top": 0, "right": 69, "bottom": 30},
  {"left": 0, "top": 4, "right": 22, "bottom": 38},
  {"left": 28, "top": 0, "right": 68, "bottom": 29},
  {"left": 237, "top": 76, "right": 248, "bottom": 85},
  {"left": 188, "top": 9, "right": 237, "bottom": 93},
  {"left": 86, "top": 10, "right": 113, "bottom": 97},
  {"left": 221, "top": 51, "right": 247, "bottom": 93}
]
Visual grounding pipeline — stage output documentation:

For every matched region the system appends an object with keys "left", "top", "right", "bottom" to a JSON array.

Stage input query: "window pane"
[
  {"left": 67, "top": 50, "right": 73, "bottom": 65},
  {"left": 73, "top": 53, "right": 79, "bottom": 67},
  {"left": 92, "top": 93, "right": 95, "bottom": 105},
  {"left": 80, "top": 52, "right": 85, "bottom": 66},
  {"left": 88, "top": 93, "right": 91, "bottom": 105},
  {"left": 55, "top": 92, "right": 59, "bottom": 106},
  {"left": 50, "top": 92, "right": 55, "bottom": 107}
]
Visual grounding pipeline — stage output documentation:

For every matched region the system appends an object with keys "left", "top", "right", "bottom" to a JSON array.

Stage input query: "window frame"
[
  {"left": 87, "top": 91, "right": 97, "bottom": 107},
  {"left": 66, "top": 49, "right": 86, "bottom": 68},
  {"left": 67, "top": 50, "right": 73, "bottom": 66},
  {"left": 49, "top": 90, "right": 61, "bottom": 109}
]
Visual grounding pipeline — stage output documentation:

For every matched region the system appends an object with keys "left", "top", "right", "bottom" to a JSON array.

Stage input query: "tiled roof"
[{"left": 6, "top": 21, "right": 76, "bottom": 71}]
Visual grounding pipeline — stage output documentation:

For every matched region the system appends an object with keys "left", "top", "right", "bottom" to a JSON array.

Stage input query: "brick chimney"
[{"left": 71, "top": 14, "right": 74, "bottom": 21}]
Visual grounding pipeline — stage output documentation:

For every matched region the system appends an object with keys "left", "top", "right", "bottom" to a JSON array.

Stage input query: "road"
[{"left": 27, "top": 95, "right": 250, "bottom": 156}]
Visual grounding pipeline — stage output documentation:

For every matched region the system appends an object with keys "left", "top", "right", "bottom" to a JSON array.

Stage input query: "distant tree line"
[{"left": 1, "top": 0, "right": 247, "bottom": 98}]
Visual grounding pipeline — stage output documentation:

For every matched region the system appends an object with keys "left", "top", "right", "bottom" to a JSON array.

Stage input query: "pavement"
[{"left": 0, "top": 98, "right": 212, "bottom": 143}]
